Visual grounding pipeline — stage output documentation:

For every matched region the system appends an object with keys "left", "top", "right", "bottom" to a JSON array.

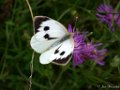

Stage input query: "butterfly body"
[{"left": 30, "top": 16, "right": 74, "bottom": 65}]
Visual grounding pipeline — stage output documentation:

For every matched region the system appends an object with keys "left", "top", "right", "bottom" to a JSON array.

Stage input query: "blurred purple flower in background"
[
  {"left": 96, "top": 4, "right": 120, "bottom": 31},
  {"left": 68, "top": 24, "right": 107, "bottom": 67}
]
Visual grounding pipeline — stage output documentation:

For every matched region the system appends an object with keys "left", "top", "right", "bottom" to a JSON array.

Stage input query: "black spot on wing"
[
  {"left": 44, "top": 26, "right": 50, "bottom": 31},
  {"left": 44, "top": 34, "right": 49, "bottom": 39},
  {"left": 52, "top": 54, "right": 72, "bottom": 65},
  {"left": 54, "top": 49, "right": 59, "bottom": 54},
  {"left": 44, "top": 33, "right": 57, "bottom": 40},
  {"left": 60, "top": 51, "right": 65, "bottom": 56},
  {"left": 34, "top": 16, "right": 49, "bottom": 33}
]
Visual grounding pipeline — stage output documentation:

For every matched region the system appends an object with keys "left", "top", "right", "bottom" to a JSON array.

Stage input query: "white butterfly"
[{"left": 30, "top": 16, "right": 74, "bottom": 66}]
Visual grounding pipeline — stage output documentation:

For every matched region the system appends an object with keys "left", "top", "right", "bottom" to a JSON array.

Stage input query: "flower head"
[
  {"left": 68, "top": 24, "right": 107, "bottom": 67},
  {"left": 81, "top": 42, "right": 107, "bottom": 65},
  {"left": 96, "top": 4, "right": 120, "bottom": 31}
]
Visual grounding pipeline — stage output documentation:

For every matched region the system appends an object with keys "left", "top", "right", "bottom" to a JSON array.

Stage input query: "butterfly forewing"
[{"left": 30, "top": 16, "right": 68, "bottom": 53}]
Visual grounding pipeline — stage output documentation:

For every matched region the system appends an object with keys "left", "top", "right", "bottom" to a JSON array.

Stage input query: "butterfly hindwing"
[
  {"left": 30, "top": 16, "right": 68, "bottom": 53},
  {"left": 40, "top": 38, "right": 74, "bottom": 65}
]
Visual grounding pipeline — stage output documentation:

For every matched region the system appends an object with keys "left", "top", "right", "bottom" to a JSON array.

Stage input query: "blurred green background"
[{"left": 0, "top": 0, "right": 120, "bottom": 90}]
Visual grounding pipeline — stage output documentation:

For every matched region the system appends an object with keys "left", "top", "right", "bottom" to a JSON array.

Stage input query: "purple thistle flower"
[
  {"left": 96, "top": 4, "right": 120, "bottom": 31},
  {"left": 68, "top": 24, "right": 107, "bottom": 67},
  {"left": 73, "top": 32, "right": 86, "bottom": 66},
  {"left": 81, "top": 42, "right": 107, "bottom": 65}
]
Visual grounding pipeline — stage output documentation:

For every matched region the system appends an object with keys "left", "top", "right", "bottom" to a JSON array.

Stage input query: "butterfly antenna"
[{"left": 73, "top": 17, "right": 78, "bottom": 32}]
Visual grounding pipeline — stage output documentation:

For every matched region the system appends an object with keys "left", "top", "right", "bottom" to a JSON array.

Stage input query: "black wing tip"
[
  {"left": 34, "top": 16, "right": 50, "bottom": 33},
  {"left": 34, "top": 16, "right": 50, "bottom": 21},
  {"left": 52, "top": 54, "right": 72, "bottom": 66}
]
